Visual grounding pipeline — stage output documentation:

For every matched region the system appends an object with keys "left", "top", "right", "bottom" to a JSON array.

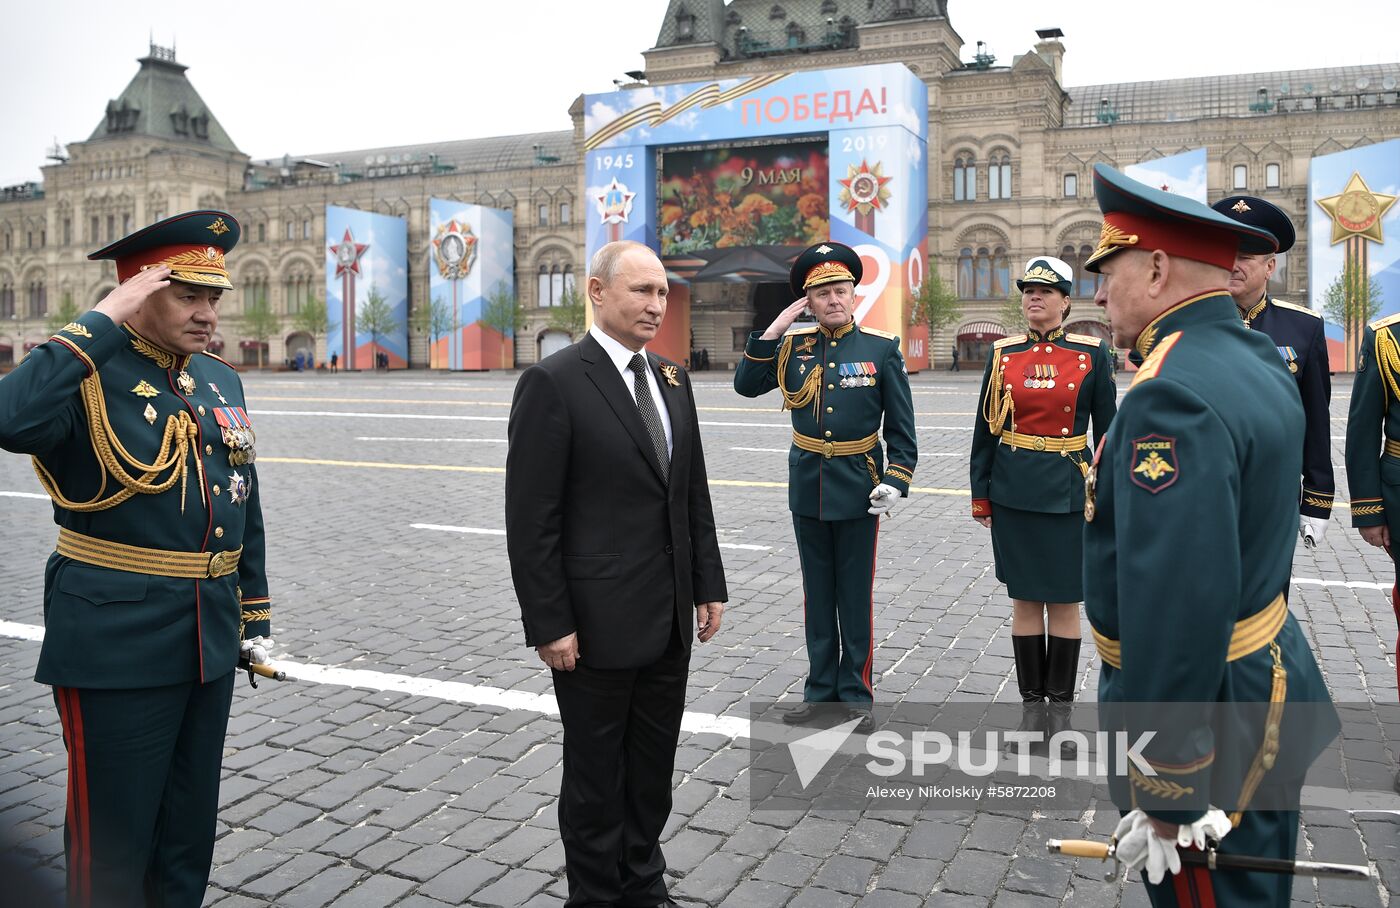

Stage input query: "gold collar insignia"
[{"left": 820, "top": 321, "right": 856, "bottom": 340}]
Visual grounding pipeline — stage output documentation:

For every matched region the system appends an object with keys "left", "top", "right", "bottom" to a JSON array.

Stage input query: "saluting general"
[
  {"left": 0, "top": 211, "right": 273, "bottom": 908},
  {"left": 1213, "top": 195, "right": 1334, "bottom": 549},
  {"left": 970, "top": 255, "right": 1115, "bottom": 744},
  {"left": 734, "top": 241, "right": 916, "bottom": 731},
  {"left": 1081, "top": 165, "right": 1337, "bottom": 907}
]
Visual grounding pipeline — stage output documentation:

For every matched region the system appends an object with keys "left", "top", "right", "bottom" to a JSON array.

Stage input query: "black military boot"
[
  {"left": 1045, "top": 635, "right": 1082, "bottom": 761},
  {"left": 1006, "top": 634, "right": 1047, "bottom": 757}
]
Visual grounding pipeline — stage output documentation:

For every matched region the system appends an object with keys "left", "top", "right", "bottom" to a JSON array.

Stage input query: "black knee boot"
[
  {"left": 1045, "top": 635, "right": 1082, "bottom": 759},
  {"left": 1008, "top": 635, "right": 1047, "bottom": 755}
]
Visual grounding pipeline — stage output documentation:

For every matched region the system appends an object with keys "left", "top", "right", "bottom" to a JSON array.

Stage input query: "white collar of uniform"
[{"left": 589, "top": 324, "right": 650, "bottom": 375}]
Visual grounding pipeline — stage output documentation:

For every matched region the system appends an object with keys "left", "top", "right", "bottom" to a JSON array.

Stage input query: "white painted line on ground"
[
  {"left": 255, "top": 409, "right": 508, "bottom": 422},
  {"left": 413, "top": 522, "right": 771, "bottom": 551},
  {"left": 731, "top": 447, "right": 788, "bottom": 453},
  {"left": 0, "top": 491, "right": 48, "bottom": 500},
  {"left": 1293, "top": 577, "right": 1392, "bottom": 592},
  {"left": 0, "top": 620, "right": 751, "bottom": 739},
  {"left": 358, "top": 437, "right": 508, "bottom": 443}
]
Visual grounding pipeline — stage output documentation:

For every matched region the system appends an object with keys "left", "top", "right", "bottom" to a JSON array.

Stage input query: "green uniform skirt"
[{"left": 990, "top": 502, "right": 1084, "bottom": 603}]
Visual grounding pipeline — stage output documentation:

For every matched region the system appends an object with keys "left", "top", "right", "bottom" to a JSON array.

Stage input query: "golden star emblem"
[{"left": 1315, "top": 171, "right": 1398, "bottom": 245}]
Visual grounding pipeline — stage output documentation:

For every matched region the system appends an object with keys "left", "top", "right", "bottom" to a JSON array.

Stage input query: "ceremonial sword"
[
  {"left": 238, "top": 653, "right": 287, "bottom": 687},
  {"left": 1047, "top": 838, "right": 1371, "bottom": 882}
]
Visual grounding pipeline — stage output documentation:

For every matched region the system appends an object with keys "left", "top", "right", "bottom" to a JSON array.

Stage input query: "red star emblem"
[
  {"left": 596, "top": 177, "right": 636, "bottom": 225},
  {"left": 838, "top": 160, "right": 893, "bottom": 215},
  {"left": 329, "top": 228, "right": 369, "bottom": 278}
]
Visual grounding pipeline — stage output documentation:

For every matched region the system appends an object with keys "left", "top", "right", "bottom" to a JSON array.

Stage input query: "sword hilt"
[{"left": 1047, "top": 839, "right": 1120, "bottom": 881}]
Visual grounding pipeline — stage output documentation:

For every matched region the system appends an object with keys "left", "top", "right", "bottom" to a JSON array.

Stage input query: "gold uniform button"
[
  {"left": 824, "top": 430, "right": 833, "bottom": 438},
  {"left": 828, "top": 362, "right": 836, "bottom": 368},
  {"left": 1079, "top": 363, "right": 1087, "bottom": 370},
  {"left": 1079, "top": 354, "right": 1087, "bottom": 361},
  {"left": 826, "top": 406, "right": 833, "bottom": 413},
  {"left": 212, "top": 485, "right": 221, "bottom": 496},
  {"left": 198, "top": 405, "right": 206, "bottom": 416},
  {"left": 827, "top": 383, "right": 835, "bottom": 390},
  {"left": 205, "top": 444, "right": 214, "bottom": 455},
  {"left": 1045, "top": 345, "right": 1054, "bottom": 353},
  {"left": 830, "top": 341, "right": 837, "bottom": 347},
  {"left": 1002, "top": 356, "right": 1010, "bottom": 363},
  {"left": 214, "top": 527, "right": 224, "bottom": 539},
  {"left": 1061, "top": 428, "right": 1070, "bottom": 435},
  {"left": 1068, "top": 382, "right": 1076, "bottom": 390},
  {"left": 1033, "top": 345, "right": 1040, "bottom": 352},
  {"left": 1063, "top": 406, "right": 1071, "bottom": 413}
]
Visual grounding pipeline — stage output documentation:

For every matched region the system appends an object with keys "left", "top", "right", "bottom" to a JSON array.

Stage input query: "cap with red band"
[
  {"left": 88, "top": 210, "right": 240, "bottom": 290},
  {"left": 1084, "top": 165, "right": 1277, "bottom": 273}
]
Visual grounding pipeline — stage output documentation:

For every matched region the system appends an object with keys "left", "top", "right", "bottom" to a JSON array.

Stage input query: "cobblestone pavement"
[{"left": 1, "top": 367, "right": 1397, "bottom": 907}]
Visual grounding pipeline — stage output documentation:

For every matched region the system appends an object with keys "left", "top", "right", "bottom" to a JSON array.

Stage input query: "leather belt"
[
  {"left": 1384, "top": 438, "right": 1400, "bottom": 458},
  {"left": 999, "top": 430, "right": 1088, "bottom": 453},
  {"left": 792, "top": 431, "right": 878, "bottom": 460},
  {"left": 57, "top": 527, "right": 241, "bottom": 580},
  {"left": 1092, "top": 592, "right": 1287, "bottom": 670}
]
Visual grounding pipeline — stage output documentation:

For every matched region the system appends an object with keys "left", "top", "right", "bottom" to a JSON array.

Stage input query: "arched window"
[
  {"left": 990, "top": 246, "right": 1010, "bottom": 298},
  {"left": 1232, "top": 164, "right": 1248, "bottom": 190},
  {"left": 987, "top": 151, "right": 1013, "bottom": 200},
  {"left": 953, "top": 153, "right": 976, "bottom": 202},
  {"left": 0, "top": 276, "right": 13, "bottom": 319},
  {"left": 974, "top": 247, "right": 991, "bottom": 299},
  {"left": 27, "top": 277, "right": 46, "bottom": 319},
  {"left": 1076, "top": 245, "right": 1099, "bottom": 297},
  {"left": 562, "top": 266, "right": 576, "bottom": 299},
  {"left": 550, "top": 266, "right": 564, "bottom": 305},
  {"left": 537, "top": 265, "right": 552, "bottom": 307},
  {"left": 957, "top": 248, "right": 974, "bottom": 297},
  {"left": 241, "top": 272, "right": 269, "bottom": 315},
  {"left": 1265, "top": 163, "right": 1281, "bottom": 189}
]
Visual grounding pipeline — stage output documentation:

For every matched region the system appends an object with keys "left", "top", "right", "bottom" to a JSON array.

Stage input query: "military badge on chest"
[
  {"left": 1023, "top": 363, "right": 1059, "bottom": 389},
  {"left": 227, "top": 470, "right": 250, "bottom": 506},
  {"left": 838, "top": 361, "right": 877, "bottom": 388},
  {"left": 1277, "top": 346, "right": 1299, "bottom": 374},
  {"left": 213, "top": 406, "right": 257, "bottom": 465}
]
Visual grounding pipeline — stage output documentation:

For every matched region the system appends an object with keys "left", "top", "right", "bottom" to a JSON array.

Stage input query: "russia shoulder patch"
[{"left": 1129, "top": 434, "right": 1179, "bottom": 494}]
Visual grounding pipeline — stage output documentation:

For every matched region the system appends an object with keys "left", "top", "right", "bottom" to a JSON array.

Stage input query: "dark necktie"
[{"left": 628, "top": 353, "right": 669, "bottom": 482}]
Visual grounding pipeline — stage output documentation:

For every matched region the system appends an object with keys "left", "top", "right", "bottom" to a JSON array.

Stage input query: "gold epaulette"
[
  {"left": 993, "top": 334, "right": 1027, "bottom": 350},
  {"left": 860, "top": 326, "right": 898, "bottom": 340},
  {"left": 200, "top": 350, "right": 238, "bottom": 369},
  {"left": 787, "top": 325, "right": 820, "bottom": 335},
  {"left": 1370, "top": 312, "right": 1400, "bottom": 331},
  {"left": 1129, "top": 331, "right": 1182, "bottom": 389},
  {"left": 1064, "top": 332, "right": 1103, "bottom": 347},
  {"left": 1271, "top": 298, "right": 1321, "bottom": 319}
]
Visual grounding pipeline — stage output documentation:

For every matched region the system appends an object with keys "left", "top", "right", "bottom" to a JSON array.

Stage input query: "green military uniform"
[
  {"left": 1344, "top": 312, "right": 1400, "bottom": 692},
  {"left": 734, "top": 243, "right": 916, "bottom": 705},
  {"left": 0, "top": 211, "right": 270, "bottom": 908},
  {"left": 970, "top": 255, "right": 1117, "bottom": 731},
  {"left": 1082, "top": 165, "right": 1337, "bottom": 907}
]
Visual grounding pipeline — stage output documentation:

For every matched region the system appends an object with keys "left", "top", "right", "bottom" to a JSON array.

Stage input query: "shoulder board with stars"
[
  {"left": 1370, "top": 312, "right": 1400, "bottom": 331},
  {"left": 993, "top": 334, "right": 1028, "bottom": 350},
  {"left": 1064, "top": 332, "right": 1104, "bottom": 347},
  {"left": 1270, "top": 298, "right": 1321, "bottom": 320},
  {"left": 787, "top": 325, "right": 820, "bottom": 335},
  {"left": 860, "top": 326, "right": 898, "bottom": 341}
]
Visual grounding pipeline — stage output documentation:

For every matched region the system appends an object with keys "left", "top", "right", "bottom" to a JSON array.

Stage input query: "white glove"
[
  {"left": 240, "top": 635, "right": 275, "bottom": 665},
  {"left": 1113, "top": 808, "right": 1231, "bottom": 884},
  {"left": 1300, "top": 515, "right": 1328, "bottom": 549},
  {"left": 867, "top": 483, "right": 902, "bottom": 516}
]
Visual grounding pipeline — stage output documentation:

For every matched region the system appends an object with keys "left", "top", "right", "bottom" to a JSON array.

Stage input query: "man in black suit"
[{"left": 505, "top": 240, "right": 728, "bottom": 907}]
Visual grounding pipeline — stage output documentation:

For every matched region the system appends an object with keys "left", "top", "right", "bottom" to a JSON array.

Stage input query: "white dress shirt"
[{"left": 589, "top": 324, "right": 674, "bottom": 458}]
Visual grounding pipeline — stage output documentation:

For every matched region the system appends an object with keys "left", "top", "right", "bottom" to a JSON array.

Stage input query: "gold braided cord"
[
  {"left": 981, "top": 359, "right": 1014, "bottom": 437},
  {"left": 776, "top": 337, "right": 822, "bottom": 416},
  {"left": 1376, "top": 327, "right": 1400, "bottom": 409},
  {"left": 31, "top": 372, "right": 205, "bottom": 514},
  {"left": 1229, "top": 641, "right": 1287, "bottom": 827}
]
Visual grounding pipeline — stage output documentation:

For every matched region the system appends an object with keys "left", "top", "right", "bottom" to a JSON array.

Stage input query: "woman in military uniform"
[{"left": 970, "top": 257, "right": 1116, "bottom": 731}]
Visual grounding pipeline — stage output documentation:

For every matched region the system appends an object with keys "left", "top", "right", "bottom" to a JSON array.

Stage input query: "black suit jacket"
[{"left": 505, "top": 333, "right": 728, "bottom": 670}]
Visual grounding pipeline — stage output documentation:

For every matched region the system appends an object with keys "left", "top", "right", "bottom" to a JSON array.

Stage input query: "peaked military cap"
[
  {"left": 89, "top": 210, "right": 240, "bottom": 290},
  {"left": 790, "top": 241, "right": 863, "bottom": 298},
  {"left": 1211, "top": 195, "right": 1296, "bottom": 254},
  {"left": 1084, "top": 164, "right": 1277, "bottom": 273},
  {"left": 1016, "top": 255, "right": 1073, "bottom": 295}
]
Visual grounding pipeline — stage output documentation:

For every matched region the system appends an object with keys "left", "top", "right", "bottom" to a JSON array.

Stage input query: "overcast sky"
[{"left": 1, "top": 0, "right": 1394, "bottom": 186}]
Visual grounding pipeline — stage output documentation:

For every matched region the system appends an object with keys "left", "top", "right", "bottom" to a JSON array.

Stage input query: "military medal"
[
  {"left": 177, "top": 371, "right": 196, "bottom": 396},
  {"left": 1084, "top": 438, "right": 1106, "bottom": 523},
  {"left": 227, "top": 471, "right": 250, "bottom": 506},
  {"left": 214, "top": 406, "right": 257, "bottom": 465},
  {"left": 143, "top": 403, "right": 157, "bottom": 426},
  {"left": 210, "top": 382, "right": 228, "bottom": 404}
]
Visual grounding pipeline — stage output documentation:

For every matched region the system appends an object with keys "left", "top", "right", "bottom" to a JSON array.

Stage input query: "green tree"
[
  {"left": 358, "top": 285, "right": 400, "bottom": 369},
  {"left": 998, "top": 287, "right": 1028, "bottom": 334},
  {"left": 241, "top": 291, "right": 281, "bottom": 370},
  {"left": 547, "top": 283, "right": 587, "bottom": 340},
  {"left": 480, "top": 281, "right": 521, "bottom": 369},
  {"left": 410, "top": 295, "right": 455, "bottom": 368},
  {"left": 45, "top": 292, "right": 82, "bottom": 333},
  {"left": 290, "top": 294, "right": 331, "bottom": 362},
  {"left": 1322, "top": 261, "right": 1383, "bottom": 368}
]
